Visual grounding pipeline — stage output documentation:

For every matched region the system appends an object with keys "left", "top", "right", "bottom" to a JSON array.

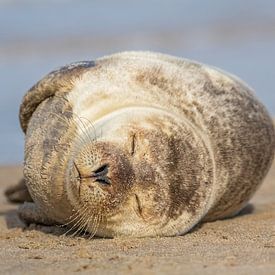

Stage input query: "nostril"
[
  {"left": 93, "top": 164, "right": 109, "bottom": 176},
  {"left": 95, "top": 176, "right": 111, "bottom": 185},
  {"left": 92, "top": 164, "right": 111, "bottom": 185}
]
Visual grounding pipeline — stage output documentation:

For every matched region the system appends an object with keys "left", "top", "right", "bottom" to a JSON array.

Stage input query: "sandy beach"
[
  {"left": 0, "top": 1, "right": 274, "bottom": 274},
  {"left": 0, "top": 159, "right": 274, "bottom": 275}
]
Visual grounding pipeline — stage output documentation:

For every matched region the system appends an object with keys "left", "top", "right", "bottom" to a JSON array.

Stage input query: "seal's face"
[
  {"left": 72, "top": 141, "right": 134, "bottom": 214},
  {"left": 66, "top": 108, "right": 210, "bottom": 237}
]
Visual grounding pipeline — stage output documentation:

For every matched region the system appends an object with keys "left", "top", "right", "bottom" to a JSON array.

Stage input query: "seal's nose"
[
  {"left": 92, "top": 164, "right": 111, "bottom": 185},
  {"left": 74, "top": 161, "right": 111, "bottom": 185}
]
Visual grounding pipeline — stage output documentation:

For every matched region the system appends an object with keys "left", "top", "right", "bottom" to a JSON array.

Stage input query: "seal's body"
[{"left": 15, "top": 52, "right": 275, "bottom": 237}]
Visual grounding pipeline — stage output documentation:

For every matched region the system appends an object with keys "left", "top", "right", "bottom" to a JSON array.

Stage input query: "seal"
[{"left": 6, "top": 51, "right": 275, "bottom": 237}]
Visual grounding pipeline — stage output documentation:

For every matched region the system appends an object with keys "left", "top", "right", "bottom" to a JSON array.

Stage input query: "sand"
[{"left": 0, "top": 161, "right": 274, "bottom": 275}]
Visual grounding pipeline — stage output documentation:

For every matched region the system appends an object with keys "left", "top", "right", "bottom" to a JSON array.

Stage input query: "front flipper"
[
  {"left": 5, "top": 178, "right": 33, "bottom": 203},
  {"left": 20, "top": 61, "right": 96, "bottom": 133},
  {"left": 18, "top": 202, "right": 55, "bottom": 226}
]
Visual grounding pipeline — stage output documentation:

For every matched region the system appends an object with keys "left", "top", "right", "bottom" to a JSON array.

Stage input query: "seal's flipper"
[
  {"left": 19, "top": 61, "right": 96, "bottom": 133},
  {"left": 5, "top": 178, "right": 33, "bottom": 203},
  {"left": 18, "top": 202, "right": 55, "bottom": 225}
]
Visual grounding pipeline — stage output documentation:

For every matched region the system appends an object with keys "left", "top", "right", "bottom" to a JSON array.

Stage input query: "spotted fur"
[{"left": 17, "top": 51, "right": 275, "bottom": 237}]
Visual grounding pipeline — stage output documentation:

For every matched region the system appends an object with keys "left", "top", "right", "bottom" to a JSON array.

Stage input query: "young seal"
[{"left": 7, "top": 51, "right": 275, "bottom": 237}]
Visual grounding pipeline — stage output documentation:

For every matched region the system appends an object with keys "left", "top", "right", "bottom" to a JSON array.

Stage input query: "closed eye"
[{"left": 131, "top": 133, "right": 136, "bottom": 156}]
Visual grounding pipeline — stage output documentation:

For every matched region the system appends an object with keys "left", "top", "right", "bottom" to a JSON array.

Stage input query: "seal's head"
[{"left": 65, "top": 107, "right": 214, "bottom": 237}]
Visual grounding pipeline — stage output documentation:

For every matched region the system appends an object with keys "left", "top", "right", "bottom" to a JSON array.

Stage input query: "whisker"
[
  {"left": 88, "top": 212, "right": 102, "bottom": 239},
  {"left": 62, "top": 209, "right": 82, "bottom": 227},
  {"left": 81, "top": 215, "right": 91, "bottom": 237},
  {"left": 78, "top": 116, "right": 97, "bottom": 143},
  {"left": 73, "top": 115, "right": 96, "bottom": 145},
  {"left": 52, "top": 94, "right": 97, "bottom": 145},
  {"left": 72, "top": 208, "right": 93, "bottom": 237},
  {"left": 49, "top": 113, "right": 93, "bottom": 154},
  {"left": 62, "top": 205, "right": 89, "bottom": 236}
]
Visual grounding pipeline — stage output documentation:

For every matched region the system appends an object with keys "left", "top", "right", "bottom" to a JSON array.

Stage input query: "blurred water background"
[{"left": 0, "top": 0, "right": 274, "bottom": 164}]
